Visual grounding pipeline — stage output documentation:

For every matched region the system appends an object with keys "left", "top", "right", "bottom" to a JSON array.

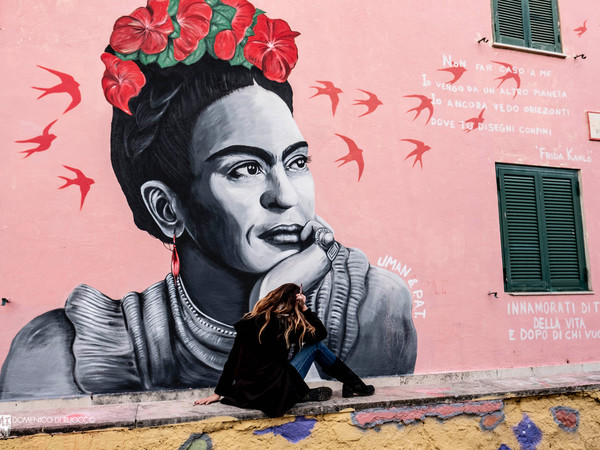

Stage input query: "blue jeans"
[{"left": 290, "top": 342, "right": 337, "bottom": 378}]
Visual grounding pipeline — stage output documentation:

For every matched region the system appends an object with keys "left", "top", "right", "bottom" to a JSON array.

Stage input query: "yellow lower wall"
[{"left": 2, "top": 392, "right": 600, "bottom": 449}]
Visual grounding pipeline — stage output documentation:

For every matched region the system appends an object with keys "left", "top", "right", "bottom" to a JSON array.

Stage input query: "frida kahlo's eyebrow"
[{"left": 204, "top": 141, "right": 308, "bottom": 165}]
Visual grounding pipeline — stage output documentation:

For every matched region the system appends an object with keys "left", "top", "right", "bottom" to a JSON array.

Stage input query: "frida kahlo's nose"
[{"left": 260, "top": 166, "right": 298, "bottom": 210}]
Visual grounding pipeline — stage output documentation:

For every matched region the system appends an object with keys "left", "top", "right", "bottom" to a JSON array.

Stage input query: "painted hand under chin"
[{"left": 249, "top": 216, "right": 337, "bottom": 309}]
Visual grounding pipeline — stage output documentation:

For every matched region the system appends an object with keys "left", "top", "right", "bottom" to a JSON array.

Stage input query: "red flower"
[
  {"left": 101, "top": 53, "right": 146, "bottom": 115},
  {"left": 221, "top": 0, "right": 256, "bottom": 43},
  {"left": 244, "top": 15, "right": 300, "bottom": 83},
  {"left": 215, "top": 30, "right": 237, "bottom": 60},
  {"left": 110, "top": 0, "right": 174, "bottom": 55},
  {"left": 173, "top": 0, "right": 212, "bottom": 61}
]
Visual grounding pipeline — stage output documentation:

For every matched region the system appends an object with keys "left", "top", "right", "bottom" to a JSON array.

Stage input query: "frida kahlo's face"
[{"left": 184, "top": 84, "right": 315, "bottom": 274}]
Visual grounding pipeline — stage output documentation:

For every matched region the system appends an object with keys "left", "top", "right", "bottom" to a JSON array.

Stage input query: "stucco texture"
[{"left": 2, "top": 392, "right": 599, "bottom": 449}]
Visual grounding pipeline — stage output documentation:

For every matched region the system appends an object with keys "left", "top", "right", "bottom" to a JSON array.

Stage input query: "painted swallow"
[
  {"left": 32, "top": 66, "right": 81, "bottom": 114},
  {"left": 464, "top": 108, "right": 486, "bottom": 133},
  {"left": 437, "top": 66, "right": 467, "bottom": 85},
  {"left": 491, "top": 61, "right": 521, "bottom": 98},
  {"left": 15, "top": 120, "right": 58, "bottom": 158},
  {"left": 58, "top": 165, "right": 95, "bottom": 210},
  {"left": 401, "top": 139, "right": 431, "bottom": 169},
  {"left": 310, "top": 81, "right": 343, "bottom": 116},
  {"left": 404, "top": 95, "right": 434, "bottom": 125},
  {"left": 353, "top": 89, "right": 382, "bottom": 117},
  {"left": 334, "top": 133, "right": 364, "bottom": 181},
  {"left": 574, "top": 20, "right": 587, "bottom": 37}
]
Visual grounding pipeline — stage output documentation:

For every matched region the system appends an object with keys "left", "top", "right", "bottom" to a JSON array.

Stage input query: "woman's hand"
[
  {"left": 249, "top": 216, "right": 338, "bottom": 307},
  {"left": 194, "top": 393, "right": 221, "bottom": 406},
  {"left": 296, "top": 292, "right": 308, "bottom": 312}
]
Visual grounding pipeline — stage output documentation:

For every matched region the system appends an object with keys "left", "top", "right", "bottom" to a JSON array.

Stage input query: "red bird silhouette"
[
  {"left": 401, "top": 139, "right": 431, "bottom": 169},
  {"left": 33, "top": 66, "right": 81, "bottom": 114},
  {"left": 58, "top": 165, "right": 95, "bottom": 210},
  {"left": 437, "top": 66, "right": 467, "bottom": 85},
  {"left": 310, "top": 81, "right": 343, "bottom": 116},
  {"left": 15, "top": 120, "right": 58, "bottom": 158},
  {"left": 491, "top": 61, "right": 521, "bottom": 98},
  {"left": 404, "top": 95, "right": 434, "bottom": 125},
  {"left": 353, "top": 89, "right": 382, "bottom": 117},
  {"left": 464, "top": 108, "right": 486, "bottom": 133},
  {"left": 574, "top": 20, "right": 587, "bottom": 37},
  {"left": 334, "top": 133, "right": 364, "bottom": 181}
]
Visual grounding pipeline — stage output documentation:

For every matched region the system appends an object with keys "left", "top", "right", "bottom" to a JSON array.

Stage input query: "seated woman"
[
  {"left": 195, "top": 284, "right": 374, "bottom": 418},
  {"left": 0, "top": 0, "right": 417, "bottom": 400}
]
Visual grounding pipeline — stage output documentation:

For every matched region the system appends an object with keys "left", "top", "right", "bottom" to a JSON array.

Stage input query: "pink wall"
[{"left": 1, "top": 0, "right": 599, "bottom": 375}]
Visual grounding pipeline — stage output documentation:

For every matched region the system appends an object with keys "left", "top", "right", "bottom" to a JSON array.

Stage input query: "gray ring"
[
  {"left": 314, "top": 227, "right": 339, "bottom": 261},
  {"left": 314, "top": 227, "right": 334, "bottom": 250}
]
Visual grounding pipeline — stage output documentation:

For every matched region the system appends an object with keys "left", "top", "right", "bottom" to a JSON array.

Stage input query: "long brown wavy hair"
[{"left": 244, "top": 283, "right": 316, "bottom": 349}]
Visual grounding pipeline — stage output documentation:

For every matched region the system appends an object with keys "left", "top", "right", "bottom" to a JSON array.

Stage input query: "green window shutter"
[
  {"left": 492, "top": 0, "right": 562, "bottom": 53},
  {"left": 497, "top": 164, "right": 587, "bottom": 293},
  {"left": 541, "top": 176, "right": 587, "bottom": 290},
  {"left": 493, "top": 0, "right": 527, "bottom": 47},
  {"left": 498, "top": 170, "right": 546, "bottom": 291},
  {"left": 528, "top": 0, "right": 562, "bottom": 52}
]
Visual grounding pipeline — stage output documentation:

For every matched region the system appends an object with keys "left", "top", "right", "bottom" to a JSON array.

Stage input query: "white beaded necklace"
[{"left": 176, "top": 277, "right": 237, "bottom": 337}]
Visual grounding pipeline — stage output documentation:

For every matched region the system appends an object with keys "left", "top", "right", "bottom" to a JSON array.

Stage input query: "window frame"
[
  {"left": 491, "top": 0, "right": 563, "bottom": 54},
  {"left": 496, "top": 163, "right": 589, "bottom": 293}
]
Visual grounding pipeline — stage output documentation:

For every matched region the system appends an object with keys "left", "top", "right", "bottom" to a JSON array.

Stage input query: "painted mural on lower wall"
[
  {"left": 0, "top": 0, "right": 417, "bottom": 400},
  {"left": 1, "top": 393, "right": 596, "bottom": 449}
]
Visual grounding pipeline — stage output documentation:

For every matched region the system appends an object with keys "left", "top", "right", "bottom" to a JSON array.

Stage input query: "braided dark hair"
[{"left": 109, "top": 52, "right": 294, "bottom": 242}]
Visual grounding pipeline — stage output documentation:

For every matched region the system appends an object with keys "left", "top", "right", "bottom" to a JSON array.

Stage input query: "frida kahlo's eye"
[
  {"left": 229, "top": 162, "right": 263, "bottom": 178},
  {"left": 287, "top": 155, "right": 311, "bottom": 171}
]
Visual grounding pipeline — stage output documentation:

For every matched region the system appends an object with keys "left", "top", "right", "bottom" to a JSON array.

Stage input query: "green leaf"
[
  {"left": 205, "top": 0, "right": 219, "bottom": 6},
  {"left": 241, "top": 60, "right": 252, "bottom": 70},
  {"left": 208, "top": 21, "right": 232, "bottom": 40},
  {"left": 115, "top": 51, "right": 140, "bottom": 61},
  {"left": 167, "top": 0, "right": 180, "bottom": 17},
  {"left": 183, "top": 39, "right": 207, "bottom": 65},
  {"left": 251, "top": 9, "right": 265, "bottom": 27},
  {"left": 170, "top": 19, "right": 181, "bottom": 39},
  {"left": 210, "top": 11, "right": 233, "bottom": 36},
  {"left": 157, "top": 41, "right": 177, "bottom": 68},
  {"left": 229, "top": 44, "right": 246, "bottom": 66},
  {"left": 139, "top": 51, "right": 159, "bottom": 65},
  {"left": 213, "top": 3, "right": 236, "bottom": 22},
  {"left": 205, "top": 37, "right": 217, "bottom": 59}
]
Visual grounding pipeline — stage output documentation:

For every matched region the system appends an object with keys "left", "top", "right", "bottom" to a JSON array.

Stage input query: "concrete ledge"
[{"left": 2, "top": 363, "right": 600, "bottom": 436}]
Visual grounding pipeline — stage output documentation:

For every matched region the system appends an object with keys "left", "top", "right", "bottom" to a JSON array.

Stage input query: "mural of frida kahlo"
[{"left": 0, "top": 0, "right": 417, "bottom": 400}]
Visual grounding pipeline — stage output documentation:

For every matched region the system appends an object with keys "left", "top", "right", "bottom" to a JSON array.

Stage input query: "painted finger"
[
  {"left": 300, "top": 220, "right": 324, "bottom": 241},
  {"left": 315, "top": 214, "right": 335, "bottom": 234}
]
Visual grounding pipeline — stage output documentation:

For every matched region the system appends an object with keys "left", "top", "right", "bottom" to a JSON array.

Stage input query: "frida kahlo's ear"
[{"left": 140, "top": 180, "right": 185, "bottom": 239}]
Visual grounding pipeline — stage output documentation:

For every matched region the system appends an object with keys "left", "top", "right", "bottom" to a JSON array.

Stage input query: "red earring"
[{"left": 171, "top": 233, "right": 180, "bottom": 280}]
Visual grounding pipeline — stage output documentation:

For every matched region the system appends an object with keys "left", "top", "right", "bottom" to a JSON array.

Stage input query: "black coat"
[{"left": 214, "top": 308, "right": 327, "bottom": 417}]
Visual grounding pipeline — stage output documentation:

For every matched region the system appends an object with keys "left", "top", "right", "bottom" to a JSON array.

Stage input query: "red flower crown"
[{"left": 101, "top": 0, "right": 300, "bottom": 115}]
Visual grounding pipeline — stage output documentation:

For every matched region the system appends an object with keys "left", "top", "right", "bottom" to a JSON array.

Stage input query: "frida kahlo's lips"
[{"left": 257, "top": 224, "right": 303, "bottom": 245}]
